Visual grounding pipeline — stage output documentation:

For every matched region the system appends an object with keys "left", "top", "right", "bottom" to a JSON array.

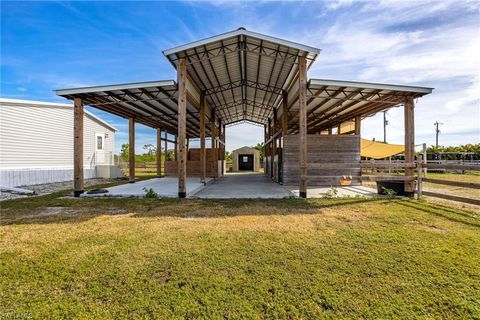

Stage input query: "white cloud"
[{"left": 296, "top": 0, "right": 480, "bottom": 146}]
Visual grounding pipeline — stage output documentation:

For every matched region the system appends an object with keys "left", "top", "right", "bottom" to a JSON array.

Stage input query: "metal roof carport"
[{"left": 56, "top": 28, "right": 433, "bottom": 198}]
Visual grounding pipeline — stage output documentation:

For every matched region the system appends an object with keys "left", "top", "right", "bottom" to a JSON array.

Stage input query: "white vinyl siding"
[{"left": 0, "top": 102, "right": 115, "bottom": 169}]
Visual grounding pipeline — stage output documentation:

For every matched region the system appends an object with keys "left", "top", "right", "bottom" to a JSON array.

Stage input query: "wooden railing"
[{"left": 305, "top": 159, "right": 480, "bottom": 205}]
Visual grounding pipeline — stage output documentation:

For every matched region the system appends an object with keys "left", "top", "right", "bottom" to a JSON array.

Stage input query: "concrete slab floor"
[
  {"left": 82, "top": 177, "right": 209, "bottom": 198},
  {"left": 192, "top": 173, "right": 293, "bottom": 199},
  {"left": 287, "top": 185, "right": 377, "bottom": 198}
]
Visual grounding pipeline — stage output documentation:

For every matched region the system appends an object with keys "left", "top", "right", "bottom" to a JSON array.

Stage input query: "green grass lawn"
[{"left": 1, "top": 190, "right": 479, "bottom": 319}]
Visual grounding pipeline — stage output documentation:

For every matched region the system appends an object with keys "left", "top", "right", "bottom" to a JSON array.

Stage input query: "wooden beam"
[
  {"left": 174, "top": 135, "right": 178, "bottom": 160},
  {"left": 298, "top": 55, "right": 308, "bottom": 198},
  {"left": 73, "top": 97, "right": 84, "bottom": 197},
  {"left": 263, "top": 130, "right": 282, "bottom": 146},
  {"left": 211, "top": 108, "right": 217, "bottom": 177},
  {"left": 306, "top": 162, "right": 416, "bottom": 169},
  {"left": 164, "top": 132, "right": 168, "bottom": 161},
  {"left": 177, "top": 58, "right": 187, "bottom": 198},
  {"left": 404, "top": 96, "right": 415, "bottom": 194},
  {"left": 200, "top": 92, "right": 206, "bottom": 183},
  {"left": 157, "top": 128, "right": 162, "bottom": 177},
  {"left": 273, "top": 108, "right": 278, "bottom": 179},
  {"left": 423, "top": 178, "right": 480, "bottom": 190},
  {"left": 302, "top": 175, "right": 415, "bottom": 182},
  {"left": 355, "top": 116, "right": 361, "bottom": 135},
  {"left": 129, "top": 117, "right": 135, "bottom": 183},
  {"left": 422, "top": 191, "right": 480, "bottom": 206},
  {"left": 423, "top": 163, "right": 480, "bottom": 171},
  {"left": 264, "top": 125, "right": 268, "bottom": 175},
  {"left": 282, "top": 90, "right": 288, "bottom": 136},
  {"left": 218, "top": 118, "right": 225, "bottom": 176},
  {"left": 308, "top": 96, "right": 397, "bottom": 133},
  {"left": 268, "top": 118, "right": 272, "bottom": 177},
  {"left": 417, "top": 154, "right": 423, "bottom": 199},
  {"left": 222, "top": 124, "right": 226, "bottom": 175}
]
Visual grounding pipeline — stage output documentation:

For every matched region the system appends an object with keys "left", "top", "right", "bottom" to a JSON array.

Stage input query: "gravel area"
[{"left": 0, "top": 178, "right": 117, "bottom": 201}]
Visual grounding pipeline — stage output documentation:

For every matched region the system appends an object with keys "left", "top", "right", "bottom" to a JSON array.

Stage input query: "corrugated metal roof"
[
  {"left": 285, "top": 78, "right": 433, "bottom": 134},
  {"left": 55, "top": 29, "right": 433, "bottom": 136},
  {"left": 163, "top": 28, "right": 321, "bottom": 125},
  {"left": 56, "top": 81, "right": 206, "bottom": 138}
]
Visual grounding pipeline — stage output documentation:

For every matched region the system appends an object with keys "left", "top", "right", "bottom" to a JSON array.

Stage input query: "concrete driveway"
[
  {"left": 82, "top": 177, "right": 208, "bottom": 198},
  {"left": 193, "top": 173, "right": 293, "bottom": 199}
]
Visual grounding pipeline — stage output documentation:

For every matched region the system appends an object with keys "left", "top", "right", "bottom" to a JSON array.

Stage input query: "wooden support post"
[
  {"left": 337, "top": 123, "right": 342, "bottom": 135},
  {"left": 200, "top": 92, "right": 206, "bottom": 183},
  {"left": 355, "top": 116, "right": 361, "bottom": 135},
  {"left": 422, "top": 142, "right": 427, "bottom": 177},
  {"left": 175, "top": 135, "right": 178, "bottom": 160},
  {"left": 164, "top": 132, "right": 168, "bottom": 161},
  {"left": 211, "top": 109, "right": 217, "bottom": 177},
  {"left": 73, "top": 97, "right": 84, "bottom": 197},
  {"left": 298, "top": 55, "right": 308, "bottom": 198},
  {"left": 417, "top": 153, "right": 423, "bottom": 199},
  {"left": 128, "top": 117, "right": 135, "bottom": 183},
  {"left": 328, "top": 127, "right": 333, "bottom": 135},
  {"left": 218, "top": 119, "right": 223, "bottom": 176},
  {"left": 264, "top": 125, "right": 267, "bottom": 175},
  {"left": 404, "top": 96, "right": 415, "bottom": 195},
  {"left": 177, "top": 58, "right": 187, "bottom": 198},
  {"left": 268, "top": 118, "right": 273, "bottom": 178},
  {"left": 282, "top": 91, "right": 288, "bottom": 136},
  {"left": 272, "top": 108, "right": 277, "bottom": 180},
  {"left": 222, "top": 124, "right": 226, "bottom": 175},
  {"left": 156, "top": 128, "right": 162, "bottom": 177}
]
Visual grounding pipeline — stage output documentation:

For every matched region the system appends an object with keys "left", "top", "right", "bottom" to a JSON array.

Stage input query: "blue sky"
[{"left": 1, "top": 0, "right": 479, "bottom": 153}]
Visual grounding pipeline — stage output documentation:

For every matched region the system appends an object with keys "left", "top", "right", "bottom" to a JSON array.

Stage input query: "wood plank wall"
[
  {"left": 283, "top": 135, "right": 361, "bottom": 185},
  {"left": 164, "top": 160, "right": 217, "bottom": 177},
  {"left": 164, "top": 148, "right": 219, "bottom": 176}
]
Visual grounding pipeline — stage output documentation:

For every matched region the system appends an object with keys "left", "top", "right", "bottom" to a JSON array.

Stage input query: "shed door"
[{"left": 238, "top": 154, "right": 254, "bottom": 171}]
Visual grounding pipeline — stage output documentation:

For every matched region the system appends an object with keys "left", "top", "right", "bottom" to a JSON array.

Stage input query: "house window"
[
  {"left": 243, "top": 156, "right": 248, "bottom": 162},
  {"left": 96, "top": 135, "right": 104, "bottom": 150}
]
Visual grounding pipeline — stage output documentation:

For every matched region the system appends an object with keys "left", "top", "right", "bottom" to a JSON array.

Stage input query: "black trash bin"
[{"left": 376, "top": 180, "right": 409, "bottom": 196}]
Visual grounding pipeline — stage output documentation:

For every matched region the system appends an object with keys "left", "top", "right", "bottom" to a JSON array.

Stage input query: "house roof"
[{"left": 0, "top": 98, "right": 118, "bottom": 132}]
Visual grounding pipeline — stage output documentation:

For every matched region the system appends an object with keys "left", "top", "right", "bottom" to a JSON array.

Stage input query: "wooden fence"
[{"left": 306, "top": 159, "right": 479, "bottom": 205}]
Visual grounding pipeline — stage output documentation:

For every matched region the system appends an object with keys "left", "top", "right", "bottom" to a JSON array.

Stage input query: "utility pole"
[
  {"left": 434, "top": 121, "right": 443, "bottom": 148},
  {"left": 383, "top": 111, "right": 388, "bottom": 143}
]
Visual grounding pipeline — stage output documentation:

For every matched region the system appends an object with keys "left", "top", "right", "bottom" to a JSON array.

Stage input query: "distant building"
[
  {"left": 231, "top": 146, "right": 260, "bottom": 172},
  {"left": 0, "top": 98, "right": 123, "bottom": 187}
]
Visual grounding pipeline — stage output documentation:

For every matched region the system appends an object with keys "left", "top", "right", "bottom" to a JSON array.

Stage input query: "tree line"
[{"left": 426, "top": 143, "right": 480, "bottom": 160}]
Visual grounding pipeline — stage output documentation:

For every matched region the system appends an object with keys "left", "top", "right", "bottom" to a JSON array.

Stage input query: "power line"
[{"left": 434, "top": 121, "right": 443, "bottom": 148}]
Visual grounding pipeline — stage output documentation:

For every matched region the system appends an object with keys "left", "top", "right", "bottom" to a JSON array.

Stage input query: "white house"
[{"left": 0, "top": 98, "right": 124, "bottom": 187}]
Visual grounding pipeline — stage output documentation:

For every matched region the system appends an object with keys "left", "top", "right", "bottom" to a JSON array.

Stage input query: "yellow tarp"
[
  {"left": 361, "top": 139, "right": 404, "bottom": 159},
  {"left": 340, "top": 121, "right": 355, "bottom": 134}
]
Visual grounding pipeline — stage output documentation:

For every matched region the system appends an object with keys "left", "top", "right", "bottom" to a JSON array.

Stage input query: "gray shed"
[{"left": 232, "top": 147, "right": 260, "bottom": 172}]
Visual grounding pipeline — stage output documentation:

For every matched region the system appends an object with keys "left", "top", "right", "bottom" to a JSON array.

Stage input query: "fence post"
[
  {"left": 417, "top": 154, "right": 423, "bottom": 199},
  {"left": 422, "top": 143, "right": 427, "bottom": 177}
]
